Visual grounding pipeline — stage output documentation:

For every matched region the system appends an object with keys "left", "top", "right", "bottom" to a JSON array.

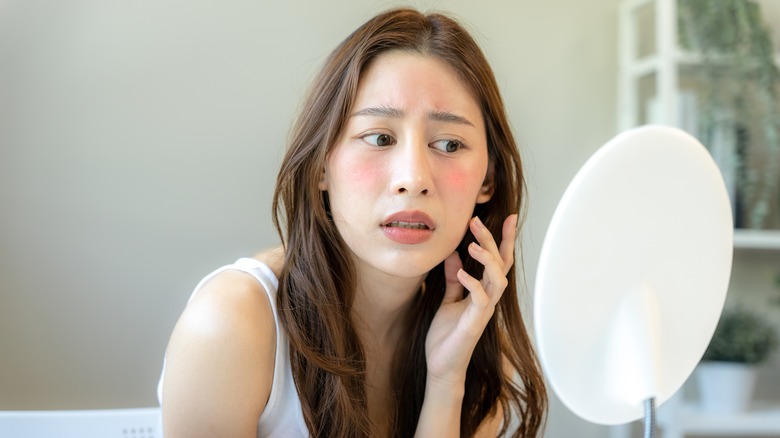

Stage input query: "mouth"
[
  {"left": 381, "top": 211, "right": 436, "bottom": 230},
  {"left": 381, "top": 211, "right": 435, "bottom": 244}
]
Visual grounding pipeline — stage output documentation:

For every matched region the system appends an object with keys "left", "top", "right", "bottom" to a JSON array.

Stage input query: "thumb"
[{"left": 442, "top": 251, "right": 464, "bottom": 305}]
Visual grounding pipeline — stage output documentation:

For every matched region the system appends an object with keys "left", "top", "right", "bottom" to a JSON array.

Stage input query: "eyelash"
[{"left": 359, "top": 133, "right": 466, "bottom": 153}]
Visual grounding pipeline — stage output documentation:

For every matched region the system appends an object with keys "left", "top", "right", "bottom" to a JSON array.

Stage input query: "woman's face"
[{"left": 320, "top": 51, "right": 492, "bottom": 281}]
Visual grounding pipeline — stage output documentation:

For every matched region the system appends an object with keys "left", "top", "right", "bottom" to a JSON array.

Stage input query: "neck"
[{"left": 350, "top": 269, "right": 423, "bottom": 350}]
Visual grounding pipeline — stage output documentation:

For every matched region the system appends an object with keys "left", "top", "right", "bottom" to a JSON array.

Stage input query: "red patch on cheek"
[
  {"left": 445, "top": 169, "right": 479, "bottom": 192},
  {"left": 449, "top": 170, "right": 468, "bottom": 186},
  {"left": 342, "top": 159, "right": 380, "bottom": 185}
]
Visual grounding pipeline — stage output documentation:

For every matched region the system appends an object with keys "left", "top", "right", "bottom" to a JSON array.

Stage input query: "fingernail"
[
  {"left": 470, "top": 242, "right": 482, "bottom": 252},
  {"left": 473, "top": 216, "right": 483, "bottom": 228}
]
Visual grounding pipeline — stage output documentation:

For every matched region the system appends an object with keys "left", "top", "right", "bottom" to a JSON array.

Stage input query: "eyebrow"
[
  {"left": 352, "top": 106, "right": 404, "bottom": 119},
  {"left": 351, "top": 106, "right": 475, "bottom": 127}
]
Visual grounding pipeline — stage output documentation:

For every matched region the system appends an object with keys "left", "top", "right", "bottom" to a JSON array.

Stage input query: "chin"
[{"left": 376, "top": 248, "right": 451, "bottom": 278}]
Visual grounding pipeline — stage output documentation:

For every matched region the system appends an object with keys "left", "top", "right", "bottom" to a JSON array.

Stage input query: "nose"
[{"left": 391, "top": 141, "right": 432, "bottom": 196}]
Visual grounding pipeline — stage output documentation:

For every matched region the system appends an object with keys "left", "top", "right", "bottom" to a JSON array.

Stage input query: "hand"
[{"left": 424, "top": 214, "right": 517, "bottom": 388}]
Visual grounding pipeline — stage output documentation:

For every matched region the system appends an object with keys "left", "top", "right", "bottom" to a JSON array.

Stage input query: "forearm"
[{"left": 414, "top": 376, "right": 465, "bottom": 438}]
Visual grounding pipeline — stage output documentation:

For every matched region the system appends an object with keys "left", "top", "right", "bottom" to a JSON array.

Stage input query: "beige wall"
[{"left": 1, "top": 0, "right": 617, "bottom": 437}]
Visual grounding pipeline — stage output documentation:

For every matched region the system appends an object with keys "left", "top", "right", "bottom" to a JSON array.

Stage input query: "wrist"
[
  {"left": 415, "top": 375, "right": 465, "bottom": 438},
  {"left": 425, "top": 374, "right": 466, "bottom": 401}
]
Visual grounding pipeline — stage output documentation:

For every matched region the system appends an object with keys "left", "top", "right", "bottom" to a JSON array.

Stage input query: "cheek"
[
  {"left": 444, "top": 170, "right": 470, "bottom": 191},
  {"left": 330, "top": 155, "right": 383, "bottom": 192},
  {"left": 349, "top": 162, "right": 380, "bottom": 185},
  {"left": 441, "top": 165, "right": 485, "bottom": 195}
]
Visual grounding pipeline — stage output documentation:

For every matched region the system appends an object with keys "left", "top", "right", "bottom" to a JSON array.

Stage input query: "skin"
[{"left": 161, "top": 51, "right": 516, "bottom": 437}]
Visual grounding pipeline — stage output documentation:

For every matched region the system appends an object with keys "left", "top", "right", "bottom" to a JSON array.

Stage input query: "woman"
[{"left": 159, "top": 7, "right": 547, "bottom": 438}]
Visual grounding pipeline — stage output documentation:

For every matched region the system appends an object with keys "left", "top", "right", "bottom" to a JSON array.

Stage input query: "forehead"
[{"left": 353, "top": 51, "right": 482, "bottom": 116}]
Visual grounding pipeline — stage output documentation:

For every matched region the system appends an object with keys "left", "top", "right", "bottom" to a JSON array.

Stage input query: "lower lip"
[{"left": 382, "top": 225, "right": 433, "bottom": 244}]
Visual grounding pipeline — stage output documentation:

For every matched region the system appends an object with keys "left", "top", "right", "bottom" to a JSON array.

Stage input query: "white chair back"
[{"left": 0, "top": 407, "right": 160, "bottom": 438}]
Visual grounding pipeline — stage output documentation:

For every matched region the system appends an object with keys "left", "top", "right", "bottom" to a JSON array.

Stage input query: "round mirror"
[{"left": 534, "top": 125, "right": 733, "bottom": 424}]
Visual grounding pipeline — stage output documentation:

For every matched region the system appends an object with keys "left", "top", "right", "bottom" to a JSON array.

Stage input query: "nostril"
[{"left": 396, "top": 186, "right": 428, "bottom": 195}]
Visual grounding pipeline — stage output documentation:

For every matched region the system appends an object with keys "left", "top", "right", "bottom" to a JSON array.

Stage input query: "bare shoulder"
[
  {"left": 253, "top": 245, "right": 285, "bottom": 278},
  {"left": 161, "top": 268, "right": 276, "bottom": 437}
]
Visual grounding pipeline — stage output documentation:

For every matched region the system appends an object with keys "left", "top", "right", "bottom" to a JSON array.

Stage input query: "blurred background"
[{"left": 1, "top": 1, "right": 778, "bottom": 437}]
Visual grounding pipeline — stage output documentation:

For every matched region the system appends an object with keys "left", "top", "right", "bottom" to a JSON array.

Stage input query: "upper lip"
[{"left": 381, "top": 210, "right": 436, "bottom": 229}]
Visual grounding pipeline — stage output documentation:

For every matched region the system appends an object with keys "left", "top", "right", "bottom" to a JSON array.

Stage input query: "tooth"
[{"left": 385, "top": 220, "right": 429, "bottom": 229}]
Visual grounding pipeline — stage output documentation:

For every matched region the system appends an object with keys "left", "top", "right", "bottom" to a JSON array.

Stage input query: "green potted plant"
[
  {"left": 697, "top": 306, "right": 778, "bottom": 413},
  {"left": 678, "top": 0, "right": 780, "bottom": 229}
]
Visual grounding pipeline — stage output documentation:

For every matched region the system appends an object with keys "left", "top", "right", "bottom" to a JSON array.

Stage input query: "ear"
[
  {"left": 476, "top": 160, "right": 495, "bottom": 204},
  {"left": 318, "top": 166, "right": 328, "bottom": 191}
]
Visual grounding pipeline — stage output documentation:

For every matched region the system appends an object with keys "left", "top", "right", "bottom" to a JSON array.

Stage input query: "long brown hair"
[{"left": 272, "top": 8, "right": 547, "bottom": 437}]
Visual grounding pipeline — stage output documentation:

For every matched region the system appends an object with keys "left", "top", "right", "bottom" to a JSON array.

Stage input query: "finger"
[
  {"left": 468, "top": 242, "right": 508, "bottom": 304},
  {"left": 456, "top": 268, "right": 489, "bottom": 309},
  {"left": 469, "top": 216, "right": 501, "bottom": 264},
  {"left": 498, "top": 214, "right": 518, "bottom": 275},
  {"left": 442, "top": 251, "right": 464, "bottom": 305}
]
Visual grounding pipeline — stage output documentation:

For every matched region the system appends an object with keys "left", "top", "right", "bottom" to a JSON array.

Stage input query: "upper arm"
[{"left": 161, "top": 270, "right": 276, "bottom": 438}]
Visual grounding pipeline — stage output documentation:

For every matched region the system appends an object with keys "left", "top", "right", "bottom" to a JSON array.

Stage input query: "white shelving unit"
[
  {"left": 609, "top": 398, "right": 780, "bottom": 438},
  {"left": 615, "top": 0, "right": 780, "bottom": 437},
  {"left": 734, "top": 229, "right": 780, "bottom": 250},
  {"left": 659, "top": 402, "right": 780, "bottom": 438},
  {"left": 618, "top": 0, "right": 780, "bottom": 244},
  {"left": 618, "top": 0, "right": 680, "bottom": 131}
]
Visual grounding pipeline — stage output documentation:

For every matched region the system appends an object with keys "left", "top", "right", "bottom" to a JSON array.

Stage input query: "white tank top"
[{"left": 158, "top": 257, "right": 309, "bottom": 437}]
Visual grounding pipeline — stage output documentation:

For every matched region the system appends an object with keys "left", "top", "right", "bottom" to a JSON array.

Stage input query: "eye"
[
  {"left": 431, "top": 139, "right": 464, "bottom": 153},
  {"left": 362, "top": 133, "right": 396, "bottom": 147}
]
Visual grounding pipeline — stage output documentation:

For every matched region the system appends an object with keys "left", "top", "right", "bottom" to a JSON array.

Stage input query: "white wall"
[{"left": 0, "top": 1, "right": 620, "bottom": 436}]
